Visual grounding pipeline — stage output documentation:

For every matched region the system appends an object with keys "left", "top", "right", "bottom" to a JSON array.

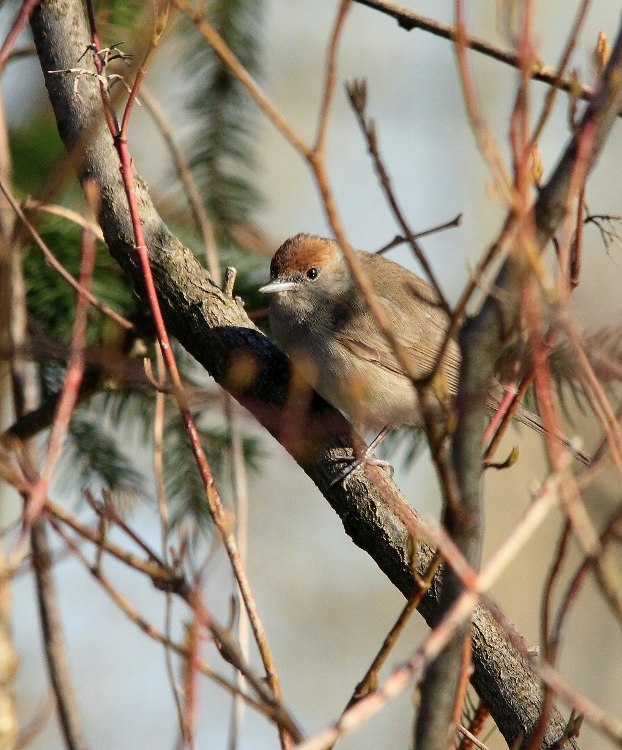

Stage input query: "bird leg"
[{"left": 330, "top": 426, "right": 394, "bottom": 487}]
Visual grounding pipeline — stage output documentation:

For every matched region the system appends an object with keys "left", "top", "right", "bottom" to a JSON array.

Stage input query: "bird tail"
[{"left": 510, "top": 402, "right": 591, "bottom": 465}]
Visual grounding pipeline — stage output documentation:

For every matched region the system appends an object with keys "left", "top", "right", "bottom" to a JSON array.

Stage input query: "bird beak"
[{"left": 259, "top": 279, "right": 298, "bottom": 294}]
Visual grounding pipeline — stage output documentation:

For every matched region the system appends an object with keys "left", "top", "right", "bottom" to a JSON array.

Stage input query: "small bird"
[{"left": 259, "top": 233, "right": 587, "bottom": 478}]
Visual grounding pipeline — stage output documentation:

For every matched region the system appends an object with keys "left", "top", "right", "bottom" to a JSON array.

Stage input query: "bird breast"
[{"left": 269, "top": 295, "right": 423, "bottom": 431}]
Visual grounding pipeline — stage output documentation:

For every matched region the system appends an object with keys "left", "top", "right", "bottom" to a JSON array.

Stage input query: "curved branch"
[{"left": 29, "top": 1, "right": 579, "bottom": 747}]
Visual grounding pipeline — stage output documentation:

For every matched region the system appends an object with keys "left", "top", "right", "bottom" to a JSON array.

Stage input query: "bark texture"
[{"left": 29, "top": 1, "right": 583, "bottom": 747}]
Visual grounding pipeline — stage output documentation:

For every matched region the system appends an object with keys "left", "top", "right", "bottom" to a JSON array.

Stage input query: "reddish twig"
[
  {"left": 457, "top": 699, "right": 490, "bottom": 750},
  {"left": 181, "top": 581, "right": 201, "bottom": 749},
  {"left": 375, "top": 214, "right": 462, "bottom": 255},
  {"left": 313, "top": 0, "right": 351, "bottom": 155},
  {"left": 86, "top": 488, "right": 166, "bottom": 566},
  {"left": 81, "top": 3, "right": 287, "bottom": 741},
  {"left": 342, "top": 552, "right": 442, "bottom": 714},
  {"left": 225, "top": 395, "right": 250, "bottom": 750},
  {"left": 537, "top": 660, "right": 622, "bottom": 745},
  {"left": 569, "top": 184, "right": 585, "bottom": 289},
  {"left": 541, "top": 520, "right": 572, "bottom": 661},
  {"left": 44, "top": 497, "right": 179, "bottom": 584},
  {"left": 0, "top": 0, "right": 40, "bottom": 71},
  {"left": 40, "top": 495, "right": 304, "bottom": 739},
  {"left": 566, "top": 320, "right": 622, "bottom": 473},
  {"left": 554, "top": 115, "right": 595, "bottom": 303},
  {"left": 152, "top": 347, "right": 190, "bottom": 746},
  {"left": 449, "top": 631, "right": 474, "bottom": 750},
  {"left": 454, "top": 0, "right": 514, "bottom": 206},
  {"left": 530, "top": 0, "right": 592, "bottom": 147},
  {"left": 346, "top": 79, "right": 450, "bottom": 313},
  {"left": 16, "top": 183, "right": 99, "bottom": 545},
  {"left": 529, "top": 502, "right": 622, "bottom": 750},
  {"left": 175, "top": 0, "right": 431, "bottom": 393},
  {"left": 483, "top": 375, "right": 532, "bottom": 463},
  {"left": 171, "top": 0, "right": 310, "bottom": 157},
  {"left": 293, "top": 472, "right": 565, "bottom": 750},
  {"left": 46, "top": 516, "right": 293, "bottom": 725},
  {"left": 0, "top": 176, "right": 135, "bottom": 332}
]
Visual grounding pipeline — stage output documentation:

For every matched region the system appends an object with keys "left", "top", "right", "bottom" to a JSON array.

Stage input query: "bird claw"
[{"left": 329, "top": 453, "right": 394, "bottom": 488}]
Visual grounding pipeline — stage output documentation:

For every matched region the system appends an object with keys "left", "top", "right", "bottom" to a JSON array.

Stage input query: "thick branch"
[
  {"left": 29, "top": 1, "right": 576, "bottom": 746},
  {"left": 452, "top": 11, "right": 622, "bottom": 750}
]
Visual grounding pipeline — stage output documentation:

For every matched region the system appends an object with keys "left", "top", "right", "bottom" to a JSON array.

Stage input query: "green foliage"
[
  {"left": 8, "top": 0, "right": 270, "bottom": 533},
  {"left": 99, "top": 344, "right": 266, "bottom": 533},
  {"left": 9, "top": 115, "right": 66, "bottom": 196},
  {"left": 93, "top": 0, "right": 147, "bottom": 38},
  {"left": 60, "top": 414, "right": 144, "bottom": 496},
  {"left": 183, "top": 0, "right": 264, "bottom": 242},
  {"left": 22, "top": 215, "right": 137, "bottom": 344},
  {"left": 164, "top": 415, "right": 264, "bottom": 533},
  {"left": 98, "top": 385, "right": 157, "bottom": 445}
]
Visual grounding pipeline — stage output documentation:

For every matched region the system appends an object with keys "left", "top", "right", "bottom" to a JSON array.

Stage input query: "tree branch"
[
  {"left": 29, "top": 0, "right": 583, "bottom": 746},
  {"left": 30, "top": 520, "right": 89, "bottom": 750},
  {"left": 354, "top": 0, "right": 601, "bottom": 111}
]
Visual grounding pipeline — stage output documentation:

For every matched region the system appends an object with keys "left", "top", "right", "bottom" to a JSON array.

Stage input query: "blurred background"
[{"left": 2, "top": 0, "right": 622, "bottom": 748}]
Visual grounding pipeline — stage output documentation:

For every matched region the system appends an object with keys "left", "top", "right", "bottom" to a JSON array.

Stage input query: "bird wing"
[
  {"left": 318, "top": 251, "right": 461, "bottom": 392},
  {"left": 335, "top": 292, "right": 462, "bottom": 394}
]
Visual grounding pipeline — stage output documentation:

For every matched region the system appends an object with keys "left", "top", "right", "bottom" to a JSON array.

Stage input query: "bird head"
[{"left": 260, "top": 234, "right": 353, "bottom": 319}]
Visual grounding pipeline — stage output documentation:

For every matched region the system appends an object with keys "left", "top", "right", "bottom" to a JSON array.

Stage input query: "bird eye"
[{"left": 306, "top": 267, "right": 319, "bottom": 280}]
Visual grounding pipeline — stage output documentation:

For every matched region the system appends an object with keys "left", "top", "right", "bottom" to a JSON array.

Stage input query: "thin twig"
[
  {"left": 375, "top": 214, "right": 462, "bottom": 255},
  {"left": 457, "top": 700, "right": 490, "bottom": 750},
  {"left": 15, "top": 182, "right": 98, "bottom": 552},
  {"left": 456, "top": 720, "right": 492, "bottom": 750},
  {"left": 354, "top": 0, "right": 603, "bottom": 114},
  {"left": 30, "top": 520, "right": 88, "bottom": 750},
  {"left": 171, "top": 0, "right": 311, "bottom": 157},
  {"left": 530, "top": 501, "right": 622, "bottom": 750},
  {"left": 536, "top": 659, "right": 622, "bottom": 745},
  {"left": 176, "top": 0, "right": 426, "bottom": 394},
  {"left": 44, "top": 497, "right": 179, "bottom": 584},
  {"left": 152, "top": 348, "right": 189, "bottom": 744},
  {"left": 88, "top": 489, "right": 167, "bottom": 566},
  {"left": 346, "top": 79, "right": 450, "bottom": 313},
  {"left": 47, "top": 517, "right": 301, "bottom": 735},
  {"left": 7, "top": 164, "right": 88, "bottom": 750},
  {"left": 530, "top": 0, "right": 592, "bottom": 146},
  {"left": 343, "top": 551, "right": 442, "bottom": 712},
  {"left": 139, "top": 86, "right": 220, "bottom": 284},
  {"left": 226, "top": 395, "right": 250, "bottom": 750},
  {"left": 23, "top": 199, "right": 105, "bottom": 241},
  {"left": 541, "top": 520, "right": 571, "bottom": 660},
  {"left": 566, "top": 321, "right": 622, "bottom": 473},
  {"left": 0, "top": 0, "right": 40, "bottom": 71},
  {"left": 82, "top": 3, "right": 288, "bottom": 737},
  {"left": 0, "top": 177, "right": 135, "bottom": 332},
  {"left": 313, "top": 0, "right": 352, "bottom": 155},
  {"left": 181, "top": 581, "right": 200, "bottom": 750},
  {"left": 294, "top": 471, "right": 564, "bottom": 750},
  {"left": 454, "top": 0, "right": 514, "bottom": 205}
]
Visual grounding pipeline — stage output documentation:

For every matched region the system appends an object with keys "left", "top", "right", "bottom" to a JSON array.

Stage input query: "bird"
[{"left": 259, "top": 233, "right": 588, "bottom": 481}]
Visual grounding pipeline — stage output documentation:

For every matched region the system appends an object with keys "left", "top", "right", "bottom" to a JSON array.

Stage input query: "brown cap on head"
[{"left": 270, "top": 234, "right": 337, "bottom": 279}]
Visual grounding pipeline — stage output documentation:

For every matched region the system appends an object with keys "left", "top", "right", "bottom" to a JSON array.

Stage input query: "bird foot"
[{"left": 329, "top": 452, "right": 394, "bottom": 488}]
